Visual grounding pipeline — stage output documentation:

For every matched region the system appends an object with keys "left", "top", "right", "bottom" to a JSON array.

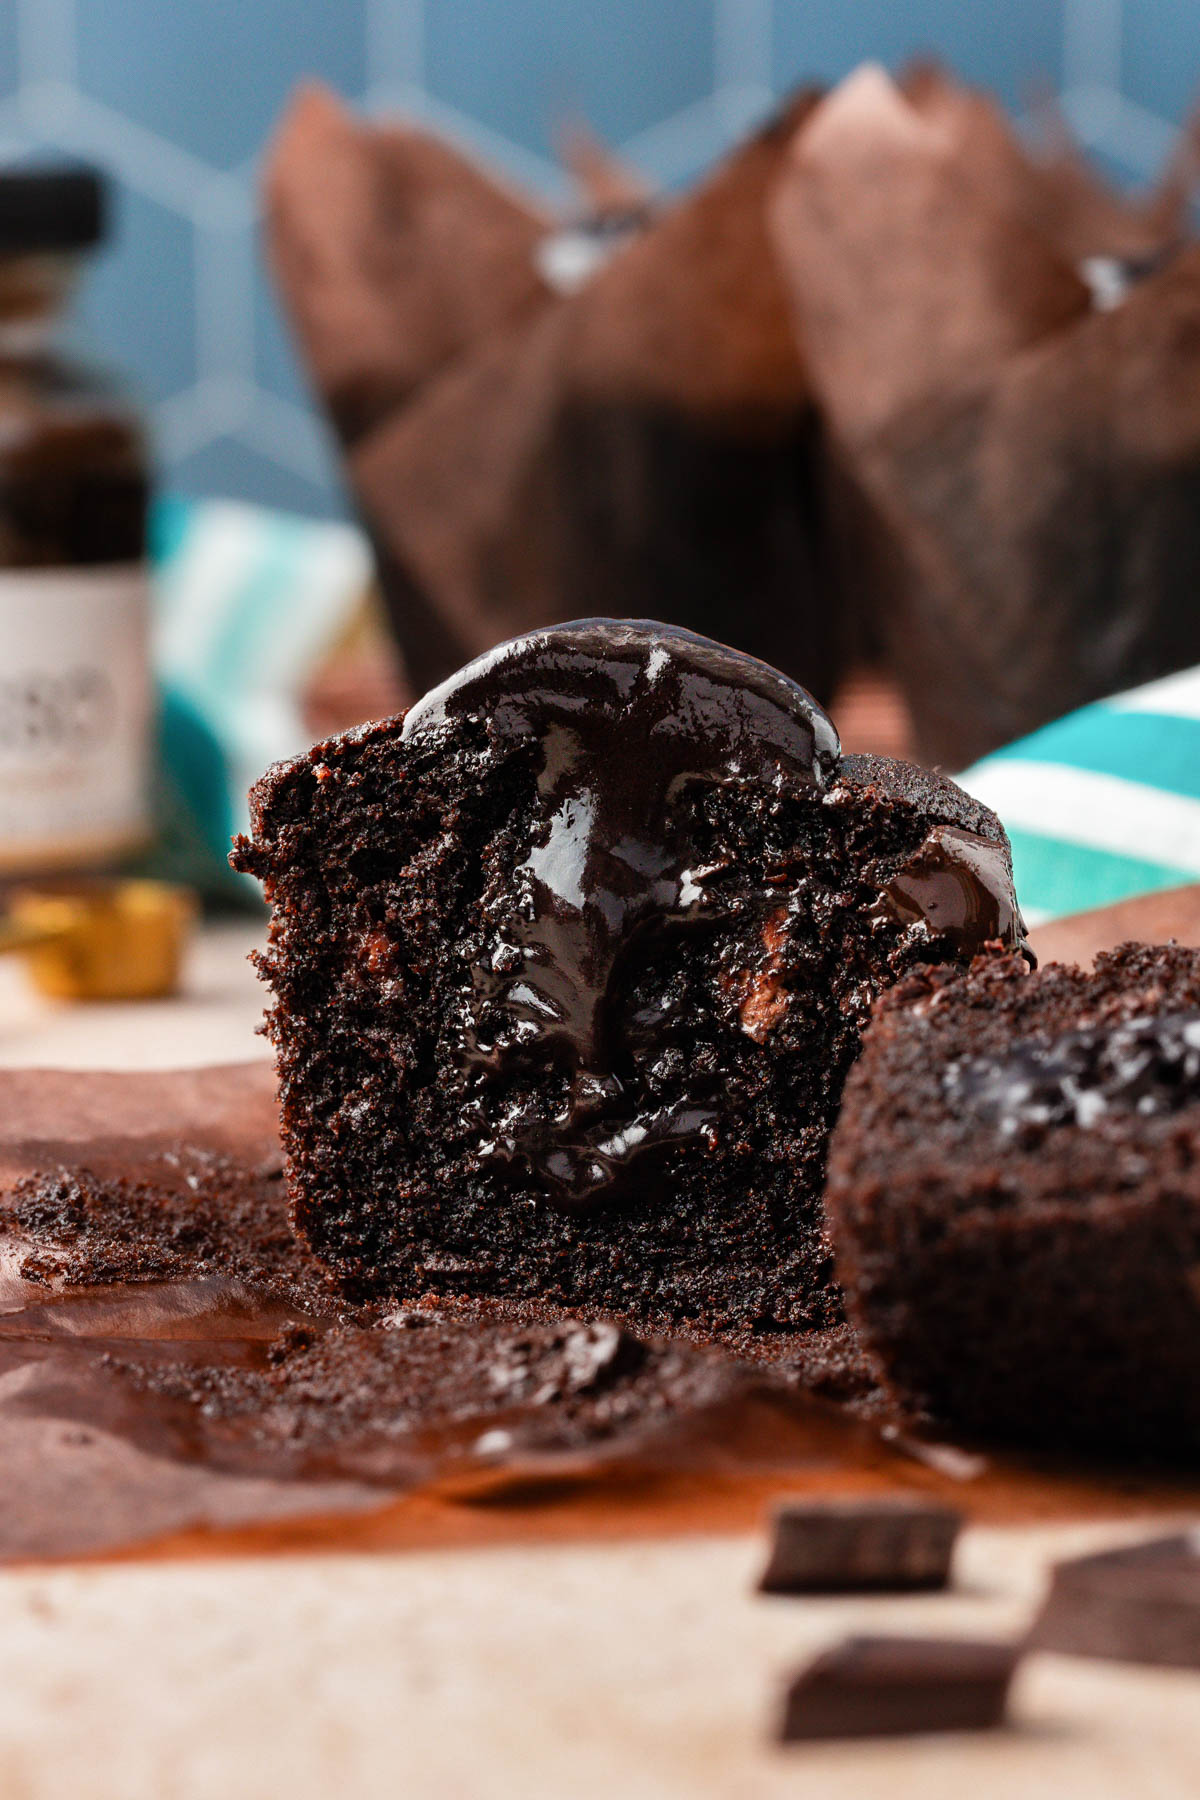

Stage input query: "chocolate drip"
[
  {"left": 874, "top": 824, "right": 1031, "bottom": 964},
  {"left": 944, "top": 1008, "right": 1200, "bottom": 1135},
  {"left": 403, "top": 620, "right": 840, "bottom": 1209}
]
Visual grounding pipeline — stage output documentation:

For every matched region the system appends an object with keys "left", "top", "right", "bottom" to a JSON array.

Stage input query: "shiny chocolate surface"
[
  {"left": 875, "top": 824, "right": 1031, "bottom": 964},
  {"left": 405, "top": 622, "right": 1027, "bottom": 1211},
  {"left": 404, "top": 620, "right": 839, "bottom": 1209}
]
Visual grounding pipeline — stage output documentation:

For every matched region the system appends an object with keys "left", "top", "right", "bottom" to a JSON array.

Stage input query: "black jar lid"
[{"left": 0, "top": 164, "right": 106, "bottom": 253}]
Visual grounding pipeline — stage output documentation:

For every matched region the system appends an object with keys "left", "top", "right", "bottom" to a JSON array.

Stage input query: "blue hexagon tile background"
[{"left": 0, "top": 0, "right": 1193, "bottom": 517}]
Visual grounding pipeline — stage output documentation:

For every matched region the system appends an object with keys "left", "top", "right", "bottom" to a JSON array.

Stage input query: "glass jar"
[{"left": 0, "top": 164, "right": 152, "bottom": 876}]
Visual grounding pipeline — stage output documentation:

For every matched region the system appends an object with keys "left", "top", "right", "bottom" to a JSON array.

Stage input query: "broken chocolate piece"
[
  {"left": 770, "top": 65, "right": 1200, "bottom": 766},
  {"left": 1029, "top": 1533, "right": 1200, "bottom": 1669},
  {"left": 779, "top": 1635, "right": 1019, "bottom": 1741},
  {"left": 758, "top": 1496, "right": 963, "bottom": 1593}
]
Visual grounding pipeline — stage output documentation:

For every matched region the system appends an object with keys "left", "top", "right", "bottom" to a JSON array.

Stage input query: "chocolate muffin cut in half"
[
  {"left": 827, "top": 945, "right": 1200, "bottom": 1457},
  {"left": 233, "top": 620, "right": 1026, "bottom": 1333}
]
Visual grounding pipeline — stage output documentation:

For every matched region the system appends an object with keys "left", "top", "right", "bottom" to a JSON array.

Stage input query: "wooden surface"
[
  {"left": 1029, "top": 882, "right": 1200, "bottom": 969},
  {"left": 0, "top": 921, "right": 270, "bottom": 1071},
  {"left": 0, "top": 910, "right": 1195, "bottom": 1799},
  {"left": 0, "top": 1523, "right": 1197, "bottom": 1799}
]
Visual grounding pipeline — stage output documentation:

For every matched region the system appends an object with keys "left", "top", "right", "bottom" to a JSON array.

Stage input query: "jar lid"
[{"left": 0, "top": 164, "right": 105, "bottom": 253}]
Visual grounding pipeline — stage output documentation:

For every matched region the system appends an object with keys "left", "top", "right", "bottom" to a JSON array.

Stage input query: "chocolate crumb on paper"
[
  {"left": 0, "top": 1064, "right": 912, "bottom": 1560},
  {"left": 0, "top": 1062, "right": 1196, "bottom": 1563}
]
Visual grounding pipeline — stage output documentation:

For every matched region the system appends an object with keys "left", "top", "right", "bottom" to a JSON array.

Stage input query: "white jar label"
[{"left": 0, "top": 564, "right": 152, "bottom": 874}]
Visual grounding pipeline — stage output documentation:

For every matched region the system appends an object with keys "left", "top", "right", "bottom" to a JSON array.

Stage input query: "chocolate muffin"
[
  {"left": 827, "top": 944, "right": 1200, "bottom": 1456},
  {"left": 232, "top": 619, "right": 1026, "bottom": 1333},
  {"left": 770, "top": 66, "right": 1200, "bottom": 768},
  {"left": 267, "top": 87, "right": 868, "bottom": 708}
]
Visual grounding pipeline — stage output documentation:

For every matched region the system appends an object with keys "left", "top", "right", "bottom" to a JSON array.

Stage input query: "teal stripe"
[
  {"left": 1006, "top": 825, "right": 1196, "bottom": 921},
  {"left": 148, "top": 492, "right": 196, "bottom": 570},
  {"left": 985, "top": 708, "right": 1200, "bottom": 803},
  {"left": 208, "top": 516, "right": 309, "bottom": 697}
]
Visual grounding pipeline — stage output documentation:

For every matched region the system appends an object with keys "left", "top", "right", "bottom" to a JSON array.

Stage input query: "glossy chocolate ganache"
[
  {"left": 403, "top": 621, "right": 837, "bottom": 1208},
  {"left": 874, "top": 825, "right": 1027, "bottom": 965},
  {"left": 400, "top": 620, "right": 1028, "bottom": 1212}
]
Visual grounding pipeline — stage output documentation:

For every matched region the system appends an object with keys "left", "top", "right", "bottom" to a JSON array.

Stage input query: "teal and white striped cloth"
[
  {"left": 154, "top": 494, "right": 370, "bottom": 819},
  {"left": 959, "top": 668, "right": 1200, "bottom": 927},
  {"left": 148, "top": 495, "right": 372, "bottom": 899}
]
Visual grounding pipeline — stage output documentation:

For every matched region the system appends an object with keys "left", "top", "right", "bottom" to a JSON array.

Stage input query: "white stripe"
[
  {"left": 1107, "top": 665, "right": 1200, "bottom": 721},
  {"left": 248, "top": 525, "right": 372, "bottom": 694},
  {"left": 154, "top": 504, "right": 265, "bottom": 674},
  {"left": 958, "top": 761, "right": 1200, "bottom": 875},
  {"left": 155, "top": 502, "right": 370, "bottom": 687}
]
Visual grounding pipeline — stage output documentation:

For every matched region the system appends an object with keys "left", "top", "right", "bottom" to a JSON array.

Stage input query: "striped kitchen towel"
[
  {"left": 958, "top": 667, "right": 1200, "bottom": 927},
  {"left": 149, "top": 495, "right": 374, "bottom": 898}
]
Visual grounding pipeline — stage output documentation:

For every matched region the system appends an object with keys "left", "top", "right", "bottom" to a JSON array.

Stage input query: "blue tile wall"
[
  {"left": 772, "top": 0, "right": 1064, "bottom": 111},
  {"left": 75, "top": 0, "right": 370, "bottom": 171},
  {"left": 0, "top": 10, "right": 18, "bottom": 105},
  {"left": 1121, "top": 0, "right": 1200, "bottom": 137},
  {"left": 423, "top": 1, "right": 717, "bottom": 166},
  {"left": 0, "top": 0, "right": 1194, "bottom": 518},
  {"left": 80, "top": 187, "right": 197, "bottom": 410}
]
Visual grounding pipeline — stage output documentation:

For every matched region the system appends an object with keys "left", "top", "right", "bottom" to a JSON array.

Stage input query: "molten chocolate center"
[
  {"left": 404, "top": 620, "right": 838, "bottom": 1208},
  {"left": 404, "top": 620, "right": 1026, "bottom": 1210}
]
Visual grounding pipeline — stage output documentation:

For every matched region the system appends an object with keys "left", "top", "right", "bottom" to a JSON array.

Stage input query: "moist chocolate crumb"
[
  {"left": 827, "top": 943, "right": 1200, "bottom": 1458},
  {"left": 102, "top": 1303, "right": 782, "bottom": 1483},
  {"left": 732, "top": 1321, "right": 890, "bottom": 1418},
  {"left": 9, "top": 1150, "right": 337, "bottom": 1314},
  {"left": 2, "top": 1118, "right": 895, "bottom": 1489}
]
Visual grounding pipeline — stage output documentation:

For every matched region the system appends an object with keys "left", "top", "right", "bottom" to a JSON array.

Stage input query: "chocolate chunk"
[
  {"left": 1029, "top": 1533, "right": 1200, "bottom": 1669},
  {"left": 779, "top": 1635, "right": 1019, "bottom": 1741},
  {"left": 759, "top": 1497, "right": 963, "bottom": 1593},
  {"left": 875, "top": 825, "right": 1032, "bottom": 968}
]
